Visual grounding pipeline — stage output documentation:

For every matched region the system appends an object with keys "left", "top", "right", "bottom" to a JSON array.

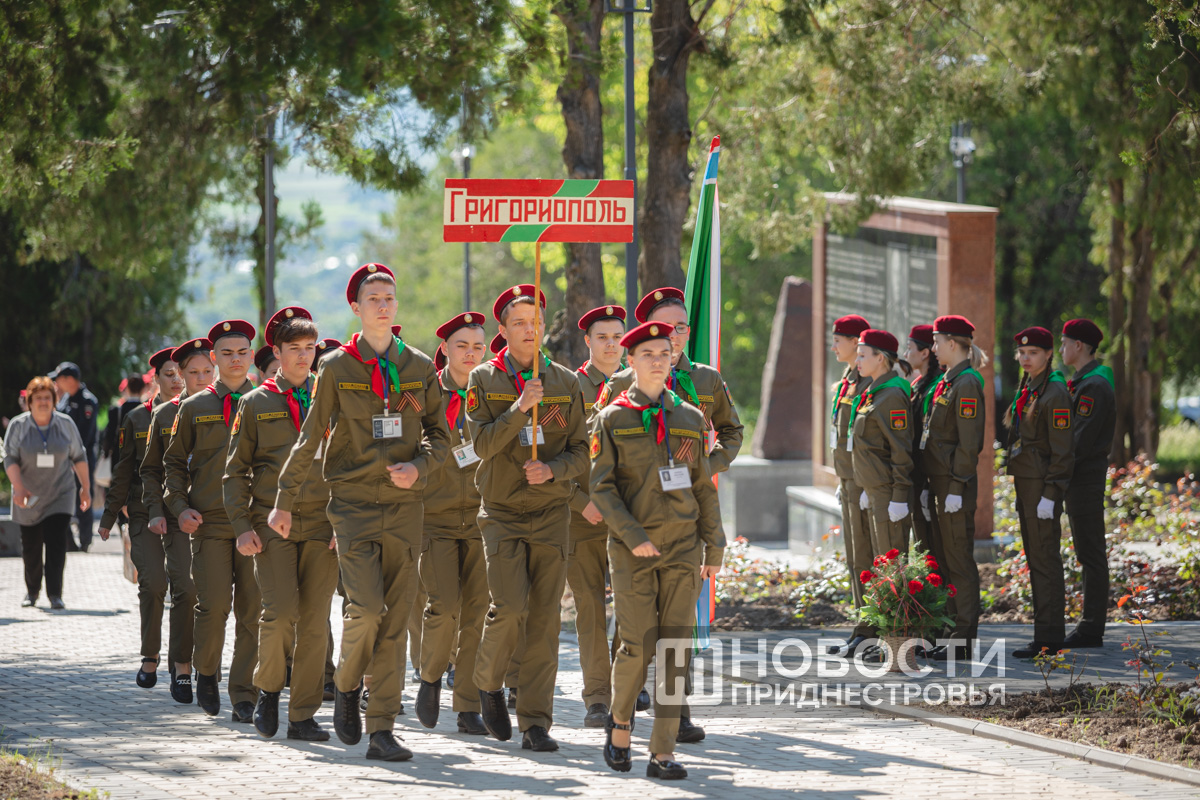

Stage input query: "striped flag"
[{"left": 684, "top": 135, "right": 722, "bottom": 653}]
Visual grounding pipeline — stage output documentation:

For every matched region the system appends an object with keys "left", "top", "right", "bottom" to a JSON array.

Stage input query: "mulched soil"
[
  {"left": 711, "top": 599, "right": 848, "bottom": 631},
  {"left": 936, "top": 683, "right": 1200, "bottom": 770}
]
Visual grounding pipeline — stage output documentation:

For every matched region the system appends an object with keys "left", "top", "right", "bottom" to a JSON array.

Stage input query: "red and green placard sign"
[{"left": 443, "top": 179, "right": 634, "bottom": 243}]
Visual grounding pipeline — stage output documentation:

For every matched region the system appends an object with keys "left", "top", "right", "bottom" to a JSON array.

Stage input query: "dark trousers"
[
  {"left": 1066, "top": 479, "right": 1109, "bottom": 637},
  {"left": 22, "top": 513, "right": 71, "bottom": 599},
  {"left": 71, "top": 453, "right": 95, "bottom": 550}
]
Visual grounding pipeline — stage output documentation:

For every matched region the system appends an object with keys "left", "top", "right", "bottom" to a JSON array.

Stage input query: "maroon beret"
[
  {"left": 933, "top": 315, "right": 975, "bottom": 338},
  {"left": 436, "top": 311, "right": 486, "bottom": 341},
  {"left": 859, "top": 329, "right": 899, "bottom": 355},
  {"left": 1014, "top": 326, "right": 1053, "bottom": 350},
  {"left": 148, "top": 348, "right": 174, "bottom": 372},
  {"left": 434, "top": 348, "right": 448, "bottom": 371},
  {"left": 490, "top": 333, "right": 506, "bottom": 354},
  {"left": 264, "top": 306, "right": 312, "bottom": 347},
  {"left": 254, "top": 345, "right": 277, "bottom": 374},
  {"left": 346, "top": 262, "right": 395, "bottom": 305},
  {"left": 208, "top": 319, "right": 256, "bottom": 345},
  {"left": 171, "top": 338, "right": 212, "bottom": 364},
  {"left": 634, "top": 287, "right": 685, "bottom": 323},
  {"left": 620, "top": 321, "right": 674, "bottom": 351},
  {"left": 833, "top": 314, "right": 871, "bottom": 338},
  {"left": 578, "top": 304, "right": 627, "bottom": 331},
  {"left": 1062, "top": 318, "right": 1103, "bottom": 348},
  {"left": 312, "top": 338, "right": 341, "bottom": 373},
  {"left": 908, "top": 324, "right": 934, "bottom": 347},
  {"left": 493, "top": 284, "right": 547, "bottom": 323}
]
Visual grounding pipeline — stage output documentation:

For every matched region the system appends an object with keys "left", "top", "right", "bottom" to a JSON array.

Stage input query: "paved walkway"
[{"left": 1, "top": 538, "right": 1198, "bottom": 799}]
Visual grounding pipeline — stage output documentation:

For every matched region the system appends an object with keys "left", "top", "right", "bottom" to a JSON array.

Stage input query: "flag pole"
[{"left": 531, "top": 241, "right": 541, "bottom": 461}]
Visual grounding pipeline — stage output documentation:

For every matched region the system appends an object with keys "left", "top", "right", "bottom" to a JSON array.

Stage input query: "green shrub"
[{"left": 1156, "top": 422, "right": 1200, "bottom": 479}]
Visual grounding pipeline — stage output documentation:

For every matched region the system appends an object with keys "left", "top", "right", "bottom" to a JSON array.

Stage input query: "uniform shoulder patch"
[
  {"left": 1052, "top": 408, "right": 1070, "bottom": 429},
  {"left": 170, "top": 414, "right": 179, "bottom": 436},
  {"left": 590, "top": 430, "right": 601, "bottom": 459},
  {"left": 231, "top": 411, "right": 241, "bottom": 435},
  {"left": 596, "top": 384, "right": 611, "bottom": 408},
  {"left": 889, "top": 409, "right": 908, "bottom": 430},
  {"left": 1077, "top": 395, "right": 1094, "bottom": 417},
  {"left": 118, "top": 428, "right": 125, "bottom": 449},
  {"left": 466, "top": 385, "right": 479, "bottom": 412},
  {"left": 958, "top": 397, "right": 978, "bottom": 419}
]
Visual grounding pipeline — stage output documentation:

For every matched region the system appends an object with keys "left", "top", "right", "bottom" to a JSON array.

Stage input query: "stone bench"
[
  {"left": 785, "top": 485, "right": 843, "bottom": 558},
  {"left": 715, "top": 457, "right": 812, "bottom": 543}
]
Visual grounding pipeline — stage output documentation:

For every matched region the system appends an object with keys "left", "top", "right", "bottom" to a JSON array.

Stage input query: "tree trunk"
[
  {"left": 1128, "top": 172, "right": 1155, "bottom": 458},
  {"left": 549, "top": 0, "right": 606, "bottom": 368},
  {"left": 640, "top": 0, "right": 705, "bottom": 292},
  {"left": 1107, "top": 177, "right": 1129, "bottom": 464},
  {"left": 253, "top": 162, "right": 270, "bottom": 339}
]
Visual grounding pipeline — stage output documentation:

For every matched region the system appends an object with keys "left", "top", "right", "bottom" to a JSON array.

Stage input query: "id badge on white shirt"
[
  {"left": 845, "top": 433, "right": 854, "bottom": 452},
  {"left": 36, "top": 452, "right": 55, "bottom": 469},
  {"left": 373, "top": 414, "right": 403, "bottom": 439},
  {"left": 453, "top": 442, "right": 480, "bottom": 468},
  {"left": 830, "top": 424, "right": 838, "bottom": 451},
  {"left": 659, "top": 465, "right": 692, "bottom": 492},
  {"left": 518, "top": 425, "right": 545, "bottom": 447},
  {"left": 919, "top": 428, "right": 930, "bottom": 450}
]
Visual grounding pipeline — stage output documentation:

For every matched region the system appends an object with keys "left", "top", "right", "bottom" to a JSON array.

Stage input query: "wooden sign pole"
[{"left": 531, "top": 241, "right": 541, "bottom": 461}]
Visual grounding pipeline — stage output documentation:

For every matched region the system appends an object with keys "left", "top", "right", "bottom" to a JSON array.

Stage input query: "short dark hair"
[
  {"left": 126, "top": 375, "right": 146, "bottom": 395},
  {"left": 586, "top": 319, "right": 626, "bottom": 337},
  {"left": 500, "top": 295, "right": 538, "bottom": 326},
  {"left": 649, "top": 297, "right": 686, "bottom": 317},
  {"left": 274, "top": 318, "right": 319, "bottom": 345},
  {"left": 357, "top": 272, "right": 396, "bottom": 302}
]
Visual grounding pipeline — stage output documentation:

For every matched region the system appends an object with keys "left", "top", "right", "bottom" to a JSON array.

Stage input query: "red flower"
[
  {"left": 907, "top": 579, "right": 924, "bottom": 594},
  {"left": 873, "top": 555, "right": 885, "bottom": 567},
  {"left": 927, "top": 573, "right": 943, "bottom": 587},
  {"left": 885, "top": 549, "right": 901, "bottom": 561},
  {"left": 925, "top": 555, "right": 939, "bottom": 570},
  {"left": 859, "top": 570, "right": 875, "bottom": 585},
  {"left": 948, "top": 584, "right": 958, "bottom": 598}
]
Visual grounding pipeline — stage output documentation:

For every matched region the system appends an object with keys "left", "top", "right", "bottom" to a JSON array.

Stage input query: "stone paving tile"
[{"left": 0, "top": 540, "right": 1197, "bottom": 799}]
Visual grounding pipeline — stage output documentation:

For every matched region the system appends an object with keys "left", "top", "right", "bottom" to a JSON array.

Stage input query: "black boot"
[
  {"left": 604, "top": 715, "right": 632, "bottom": 772},
  {"left": 323, "top": 681, "right": 335, "bottom": 702},
  {"left": 647, "top": 755, "right": 688, "bottom": 779},
  {"left": 521, "top": 725, "right": 559, "bottom": 752},
  {"left": 478, "top": 689, "right": 512, "bottom": 741},
  {"left": 366, "top": 730, "right": 413, "bottom": 762},
  {"left": 254, "top": 691, "right": 280, "bottom": 738},
  {"left": 676, "top": 716, "right": 705, "bottom": 744},
  {"left": 584, "top": 702, "right": 609, "bottom": 728},
  {"left": 231, "top": 701, "right": 255, "bottom": 723},
  {"left": 334, "top": 683, "right": 363, "bottom": 745},
  {"left": 507, "top": 687, "right": 518, "bottom": 709},
  {"left": 287, "top": 718, "right": 331, "bottom": 742},
  {"left": 416, "top": 678, "right": 441, "bottom": 729},
  {"left": 196, "top": 672, "right": 220, "bottom": 716},
  {"left": 636, "top": 688, "right": 651, "bottom": 712},
  {"left": 457, "top": 712, "right": 487, "bottom": 735}
]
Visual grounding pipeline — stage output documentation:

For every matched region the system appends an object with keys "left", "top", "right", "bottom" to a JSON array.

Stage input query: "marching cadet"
[
  {"left": 414, "top": 312, "right": 490, "bottom": 736},
  {"left": 1005, "top": 326, "right": 1074, "bottom": 658},
  {"left": 922, "top": 315, "right": 988, "bottom": 661},
  {"left": 826, "top": 314, "right": 875, "bottom": 659},
  {"left": 223, "top": 308, "right": 338, "bottom": 742},
  {"left": 850, "top": 330, "right": 913, "bottom": 555},
  {"left": 269, "top": 263, "right": 449, "bottom": 762},
  {"left": 98, "top": 348, "right": 189, "bottom": 690},
  {"left": 163, "top": 321, "right": 260, "bottom": 722},
  {"left": 1060, "top": 319, "right": 1115, "bottom": 648},
  {"left": 255, "top": 346, "right": 280, "bottom": 384},
  {"left": 589, "top": 321, "right": 724, "bottom": 780},
  {"left": 466, "top": 284, "right": 588, "bottom": 752},
  {"left": 905, "top": 324, "right": 943, "bottom": 551},
  {"left": 143, "top": 339, "right": 214, "bottom": 703},
  {"left": 568, "top": 304, "right": 626, "bottom": 728}
]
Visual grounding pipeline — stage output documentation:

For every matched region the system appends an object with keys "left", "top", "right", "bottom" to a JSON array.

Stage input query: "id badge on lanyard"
[
  {"left": 372, "top": 353, "right": 402, "bottom": 439},
  {"left": 519, "top": 425, "right": 545, "bottom": 447},
  {"left": 659, "top": 463, "right": 692, "bottom": 492},
  {"left": 453, "top": 439, "right": 480, "bottom": 467},
  {"left": 36, "top": 452, "right": 55, "bottom": 468}
]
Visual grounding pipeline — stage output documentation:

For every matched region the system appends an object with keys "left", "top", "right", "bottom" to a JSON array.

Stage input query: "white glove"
[
  {"left": 919, "top": 490, "right": 931, "bottom": 520},
  {"left": 859, "top": 491, "right": 869, "bottom": 510},
  {"left": 921, "top": 503, "right": 931, "bottom": 522},
  {"left": 888, "top": 501, "right": 909, "bottom": 523},
  {"left": 835, "top": 484, "right": 842, "bottom": 504},
  {"left": 944, "top": 494, "right": 963, "bottom": 514},
  {"left": 1036, "top": 496, "right": 1055, "bottom": 520}
]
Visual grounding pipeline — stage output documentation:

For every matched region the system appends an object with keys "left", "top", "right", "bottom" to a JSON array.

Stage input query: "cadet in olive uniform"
[
  {"left": 313, "top": 336, "right": 342, "bottom": 700},
  {"left": 590, "top": 321, "right": 725, "bottom": 780},
  {"left": 826, "top": 314, "right": 875, "bottom": 658},
  {"left": 414, "top": 312, "right": 490, "bottom": 736},
  {"left": 467, "top": 284, "right": 589, "bottom": 751},
  {"left": 270, "top": 263, "right": 450, "bottom": 762},
  {"left": 143, "top": 338, "right": 214, "bottom": 703},
  {"left": 567, "top": 304, "right": 626, "bottom": 728},
  {"left": 922, "top": 315, "right": 989, "bottom": 660},
  {"left": 850, "top": 330, "right": 913, "bottom": 554},
  {"left": 164, "top": 321, "right": 260, "bottom": 721},
  {"left": 224, "top": 308, "right": 338, "bottom": 742},
  {"left": 1006, "top": 326, "right": 1074, "bottom": 658},
  {"left": 98, "top": 348, "right": 189, "bottom": 690},
  {"left": 905, "top": 324, "right": 943, "bottom": 552},
  {"left": 1060, "top": 319, "right": 1115, "bottom": 648}
]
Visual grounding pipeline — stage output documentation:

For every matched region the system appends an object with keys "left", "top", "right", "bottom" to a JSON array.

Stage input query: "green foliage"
[{"left": 1154, "top": 424, "right": 1200, "bottom": 479}]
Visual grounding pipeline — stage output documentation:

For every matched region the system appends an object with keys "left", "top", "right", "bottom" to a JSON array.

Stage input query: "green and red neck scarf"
[
  {"left": 440, "top": 369, "right": 467, "bottom": 432},
  {"left": 490, "top": 346, "right": 551, "bottom": 395},
  {"left": 610, "top": 389, "right": 683, "bottom": 444},
  {"left": 848, "top": 374, "right": 912, "bottom": 430},
  {"left": 261, "top": 377, "right": 311, "bottom": 431},
  {"left": 1068, "top": 363, "right": 1115, "bottom": 392},
  {"left": 1011, "top": 369, "right": 1067, "bottom": 422},
  {"left": 926, "top": 364, "right": 985, "bottom": 417},
  {"left": 207, "top": 384, "right": 244, "bottom": 427},
  {"left": 342, "top": 332, "right": 406, "bottom": 401}
]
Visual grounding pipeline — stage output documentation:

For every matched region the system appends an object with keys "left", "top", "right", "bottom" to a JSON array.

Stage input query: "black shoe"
[
  {"left": 584, "top": 702, "right": 610, "bottom": 728},
  {"left": 1012, "top": 641, "right": 1063, "bottom": 659},
  {"left": 21, "top": 594, "right": 36, "bottom": 608},
  {"left": 827, "top": 634, "right": 867, "bottom": 657},
  {"left": 48, "top": 596, "right": 65, "bottom": 610},
  {"left": 446, "top": 666, "right": 455, "bottom": 689},
  {"left": 457, "top": 712, "right": 487, "bottom": 735},
  {"left": 479, "top": 689, "right": 512, "bottom": 741},
  {"left": 604, "top": 715, "right": 632, "bottom": 772},
  {"left": 930, "top": 645, "right": 972, "bottom": 662},
  {"left": 231, "top": 701, "right": 255, "bottom": 723},
  {"left": 366, "top": 730, "right": 413, "bottom": 762},
  {"left": 287, "top": 718, "right": 330, "bottom": 742},
  {"left": 136, "top": 657, "right": 159, "bottom": 689},
  {"left": 522, "top": 725, "right": 559, "bottom": 752},
  {"left": 676, "top": 716, "right": 705, "bottom": 744},
  {"left": 334, "top": 683, "right": 364, "bottom": 745},
  {"left": 859, "top": 644, "right": 885, "bottom": 664},
  {"left": 196, "top": 672, "right": 220, "bottom": 716},
  {"left": 636, "top": 688, "right": 651, "bottom": 712},
  {"left": 254, "top": 691, "right": 280, "bottom": 738},
  {"left": 1063, "top": 630, "right": 1104, "bottom": 648},
  {"left": 647, "top": 755, "right": 688, "bottom": 780},
  {"left": 285, "top": 665, "right": 292, "bottom": 689},
  {"left": 507, "top": 687, "right": 518, "bottom": 709},
  {"left": 359, "top": 688, "right": 369, "bottom": 713},
  {"left": 323, "top": 681, "right": 335, "bottom": 702},
  {"left": 416, "top": 678, "right": 441, "bottom": 729},
  {"left": 170, "top": 669, "right": 193, "bottom": 704}
]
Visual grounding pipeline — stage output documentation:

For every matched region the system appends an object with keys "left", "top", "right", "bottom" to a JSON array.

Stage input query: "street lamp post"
[
  {"left": 455, "top": 144, "right": 475, "bottom": 311},
  {"left": 950, "top": 121, "right": 975, "bottom": 204},
  {"left": 264, "top": 114, "right": 276, "bottom": 319},
  {"left": 606, "top": 0, "right": 652, "bottom": 314}
]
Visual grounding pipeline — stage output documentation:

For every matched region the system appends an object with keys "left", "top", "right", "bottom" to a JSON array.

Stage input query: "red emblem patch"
[
  {"left": 889, "top": 409, "right": 908, "bottom": 430},
  {"left": 1077, "top": 395, "right": 1094, "bottom": 417},
  {"left": 959, "top": 397, "right": 978, "bottom": 419},
  {"left": 466, "top": 385, "right": 479, "bottom": 413},
  {"left": 1052, "top": 408, "right": 1070, "bottom": 430}
]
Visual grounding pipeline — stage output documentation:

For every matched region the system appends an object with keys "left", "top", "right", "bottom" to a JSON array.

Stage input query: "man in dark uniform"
[
  {"left": 1060, "top": 319, "right": 1115, "bottom": 648},
  {"left": 52, "top": 362, "right": 99, "bottom": 551}
]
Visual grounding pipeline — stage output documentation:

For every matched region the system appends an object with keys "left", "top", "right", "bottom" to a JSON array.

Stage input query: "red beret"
[
  {"left": 436, "top": 311, "right": 486, "bottom": 341},
  {"left": 933, "top": 315, "right": 975, "bottom": 338},
  {"left": 490, "top": 333, "right": 506, "bottom": 354},
  {"left": 264, "top": 306, "right": 312, "bottom": 347},
  {"left": 208, "top": 319, "right": 256, "bottom": 345},
  {"left": 346, "top": 262, "right": 395, "bottom": 305},
  {"left": 833, "top": 314, "right": 871, "bottom": 338},
  {"left": 312, "top": 338, "right": 341, "bottom": 373},
  {"left": 908, "top": 324, "right": 934, "bottom": 347},
  {"left": 1062, "top": 318, "right": 1103, "bottom": 348},
  {"left": 620, "top": 321, "right": 674, "bottom": 351},
  {"left": 859, "top": 329, "right": 899, "bottom": 355},
  {"left": 434, "top": 348, "right": 447, "bottom": 371},
  {"left": 634, "top": 287, "right": 685, "bottom": 323},
  {"left": 493, "top": 284, "right": 547, "bottom": 323},
  {"left": 578, "top": 304, "right": 627, "bottom": 331},
  {"left": 171, "top": 338, "right": 212, "bottom": 364},
  {"left": 1014, "top": 326, "right": 1053, "bottom": 349},
  {"left": 391, "top": 325, "right": 403, "bottom": 338},
  {"left": 254, "top": 345, "right": 277, "bottom": 374},
  {"left": 148, "top": 348, "right": 174, "bottom": 372}
]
